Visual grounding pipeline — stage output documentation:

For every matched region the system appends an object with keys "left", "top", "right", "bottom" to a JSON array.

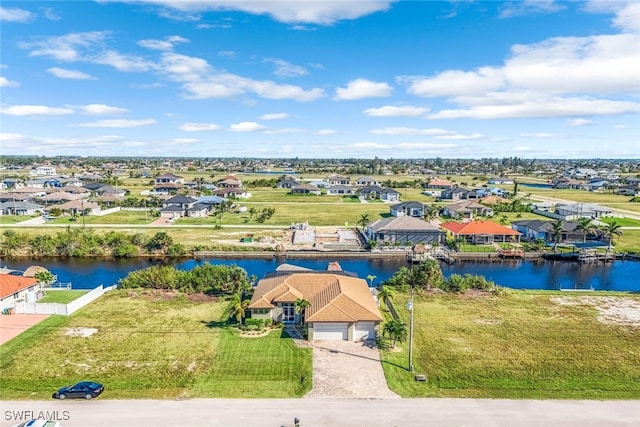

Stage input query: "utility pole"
[{"left": 408, "top": 285, "right": 414, "bottom": 372}]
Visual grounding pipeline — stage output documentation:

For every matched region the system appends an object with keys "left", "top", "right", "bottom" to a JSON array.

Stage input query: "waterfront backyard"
[{"left": 1, "top": 289, "right": 638, "bottom": 400}]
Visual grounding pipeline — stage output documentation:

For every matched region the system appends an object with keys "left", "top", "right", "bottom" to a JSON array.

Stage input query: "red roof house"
[{"left": 440, "top": 220, "right": 521, "bottom": 244}]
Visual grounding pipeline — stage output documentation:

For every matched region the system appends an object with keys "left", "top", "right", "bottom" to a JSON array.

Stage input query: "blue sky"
[{"left": 1, "top": 0, "right": 639, "bottom": 159}]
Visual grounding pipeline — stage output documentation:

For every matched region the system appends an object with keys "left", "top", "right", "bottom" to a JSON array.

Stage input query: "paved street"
[{"left": 2, "top": 398, "right": 640, "bottom": 427}]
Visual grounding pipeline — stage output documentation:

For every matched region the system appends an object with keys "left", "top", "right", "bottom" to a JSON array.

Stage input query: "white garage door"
[
  {"left": 313, "top": 322, "right": 348, "bottom": 341},
  {"left": 354, "top": 322, "right": 376, "bottom": 341}
]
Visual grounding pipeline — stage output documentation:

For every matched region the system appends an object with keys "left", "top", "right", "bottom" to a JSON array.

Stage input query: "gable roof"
[
  {"left": 369, "top": 216, "right": 440, "bottom": 232},
  {"left": 441, "top": 220, "right": 521, "bottom": 236},
  {"left": 0, "top": 274, "right": 38, "bottom": 299},
  {"left": 248, "top": 273, "right": 382, "bottom": 323}
]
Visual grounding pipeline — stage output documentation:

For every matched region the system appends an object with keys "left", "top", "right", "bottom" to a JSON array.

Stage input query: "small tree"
[
  {"left": 226, "top": 292, "right": 249, "bottom": 324},
  {"left": 377, "top": 285, "right": 395, "bottom": 310},
  {"left": 294, "top": 298, "right": 311, "bottom": 324},
  {"left": 366, "top": 274, "right": 377, "bottom": 287},
  {"left": 382, "top": 319, "right": 407, "bottom": 348},
  {"left": 576, "top": 217, "right": 596, "bottom": 243},
  {"left": 34, "top": 271, "right": 55, "bottom": 287}
]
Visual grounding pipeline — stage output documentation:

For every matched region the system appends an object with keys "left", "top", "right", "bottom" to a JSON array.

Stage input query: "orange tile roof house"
[
  {"left": 0, "top": 274, "right": 39, "bottom": 307},
  {"left": 441, "top": 220, "right": 522, "bottom": 244},
  {"left": 248, "top": 272, "right": 382, "bottom": 341}
]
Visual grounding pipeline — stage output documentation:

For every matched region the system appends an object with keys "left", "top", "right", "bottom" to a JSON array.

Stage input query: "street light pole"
[{"left": 408, "top": 285, "right": 414, "bottom": 372}]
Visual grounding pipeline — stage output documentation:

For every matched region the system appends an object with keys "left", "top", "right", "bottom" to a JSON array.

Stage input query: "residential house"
[
  {"left": 440, "top": 220, "right": 522, "bottom": 244},
  {"left": 0, "top": 274, "right": 39, "bottom": 308},
  {"left": 327, "top": 175, "right": 350, "bottom": 186},
  {"left": 425, "top": 177, "right": 456, "bottom": 189},
  {"left": 443, "top": 200, "right": 493, "bottom": 220},
  {"left": 155, "top": 173, "right": 184, "bottom": 185},
  {"left": 38, "top": 191, "right": 84, "bottom": 204},
  {"left": 276, "top": 178, "right": 299, "bottom": 189},
  {"left": 487, "top": 177, "right": 514, "bottom": 185},
  {"left": 152, "top": 183, "right": 181, "bottom": 194},
  {"left": 47, "top": 200, "right": 100, "bottom": 216},
  {"left": 290, "top": 184, "right": 321, "bottom": 195},
  {"left": 511, "top": 220, "right": 585, "bottom": 243},
  {"left": 0, "top": 201, "right": 44, "bottom": 216},
  {"left": 214, "top": 187, "right": 250, "bottom": 199},
  {"left": 552, "top": 177, "right": 587, "bottom": 190},
  {"left": 29, "top": 166, "right": 57, "bottom": 176},
  {"left": 358, "top": 185, "right": 385, "bottom": 200},
  {"left": 217, "top": 175, "right": 242, "bottom": 188},
  {"left": 380, "top": 188, "right": 400, "bottom": 202},
  {"left": 326, "top": 185, "right": 355, "bottom": 196},
  {"left": 248, "top": 271, "right": 382, "bottom": 341},
  {"left": 439, "top": 187, "right": 478, "bottom": 201},
  {"left": 554, "top": 203, "right": 612, "bottom": 220},
  {"left": 366, "top": 216, "right": 443, "bottom": 245},
  {"left": 354, "top": 176, "right": 380, "bottom": 187},
  {"left": 160, "top": 195, "right": 198, "bottom": 218},
  {"left": 390, "top": 201, "right": 426, "bottom": 218},
  {"left": 617, "top": 183, "right": 640, "bottom": 197}
]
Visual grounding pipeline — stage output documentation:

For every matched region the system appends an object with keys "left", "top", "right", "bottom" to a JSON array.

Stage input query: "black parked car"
[{"left": 52, "top": 381, "right": 104, "bottom": 399}]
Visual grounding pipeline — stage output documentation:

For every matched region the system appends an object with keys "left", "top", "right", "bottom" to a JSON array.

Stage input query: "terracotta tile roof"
[
  {"left": 0, "top": 274, "right": 38, "bottom": 299},
  {"left": 440, "top": 220, "right": 521, "bottom": 236},
  {"left": 249, "top": 273, "right": 382, "bottom": 323}
]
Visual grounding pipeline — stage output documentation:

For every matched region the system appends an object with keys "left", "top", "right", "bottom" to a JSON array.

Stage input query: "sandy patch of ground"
[
  {"left": 64, "top": 327, "right": 98, "bottom": 337},
  {"left": 550, "top": 296, "right": 640, "bottom": 327}
]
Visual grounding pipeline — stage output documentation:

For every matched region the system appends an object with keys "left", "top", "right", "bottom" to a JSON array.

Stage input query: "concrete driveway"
[
  {"left": 0, "top": 314, "right": 50, "bottom": 345},
  {"left": 305, "top": 340, "right": 399, "bottom": 398}
]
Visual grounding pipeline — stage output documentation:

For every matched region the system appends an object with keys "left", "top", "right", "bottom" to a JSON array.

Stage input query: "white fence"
[
  {"left": 98, "top": 206, "right": 121, "bottom": 216},
  {"left": 14, "top": 285, "right": 116, "bottom": 315}
]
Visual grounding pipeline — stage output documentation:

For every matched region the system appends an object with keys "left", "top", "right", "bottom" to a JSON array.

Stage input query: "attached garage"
[
  {"left": 312, "top": 322, "right": 348, "bottom": 341},
  {"left": 354, "top": 322, "right": 376, "bottom": 341}
]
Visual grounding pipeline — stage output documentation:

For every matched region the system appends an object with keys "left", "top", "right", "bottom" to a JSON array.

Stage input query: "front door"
[{"left": 282, "top": 304, "right": 295, "bottom": 323}]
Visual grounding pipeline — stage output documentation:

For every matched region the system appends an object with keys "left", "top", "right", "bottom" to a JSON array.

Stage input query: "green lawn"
[
  {"left": 0, "top": 290, "right": 311, "bottom": 399},
  {"left": 0, "top": 215, "right": 31, "bottom": 224},
  {"left": 380, "top": 291, "right": 640, "bottom": 399},
  {"left": 599, "top": 217, "right": 640, "bottom": 227},
  {"left": 38, "top": 290, "right": 87, "bottom": 304}
]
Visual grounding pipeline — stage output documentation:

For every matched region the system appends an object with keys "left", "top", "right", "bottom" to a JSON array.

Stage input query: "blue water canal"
[{"left": 3, "top": 257, "right": 640, "bottom": 292}]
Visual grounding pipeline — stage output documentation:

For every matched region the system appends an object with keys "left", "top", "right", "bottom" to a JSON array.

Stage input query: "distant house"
[
  {"left": 0, "top": 274, "right": 39, "bottom": 307},
  {"left": 354, "top": 176, "right": 380, "bottom": 187},
  {"left": 390, "top": 201, "right": 426, "bottom": 218},
  {"left": 290, "top": 184, "right": 321, "bottom": 195},
  {"left": 47, "top": 199, "right": 101, "bottom": 216},
  {"left": 160, "top": 195, "right": 201, "bottom": 218},
  {"left": 38, "top": 191, "right": 84, "bottom": 204},
  {"left": 327, "top": 175, "right": 350, "bottom": 186},
  {"left": 152, "top": 183, "right": 181, "bottom": 194},
  {"left": 554, "top": 203, "right": 612, "bottom": 220},
  {"left": 29, "top": 166, "right": 57, "bottom": 176},
  {"left": 155, "top": 173, "right": 184, "bottom": 185},
  {"left": 366, "top": 216, "right": 443, "bottom": 245},
  {"left": 217, "top": 175, "right": 242, "bottom": 188},
  {"left": 440, "top": 220, "right": 521, "bottom": 244},
  {"left": 443, "top": 200, "right": 493, "bottom": 220},
  {"left": 358, "top": 185, "right": 385, "bottom": 200},
  {"left": 426, "top": 178, "right": 456, "bottom": 189},
  {"left": 488, "top": 177, "right": 514, "bottom": 185},
  {"left": 617, "top": 183, "right": 640, "bottom": 196},
  {"left": 0, "top": 201, "right": 44, "bottom": 216},
  {"left": 248, "top": 271, "right": 382, "bottom": 341},
  {"left": 380, "top": 188, "right": 400, "bottom": 202},
  {"left": 214, "top": 187, "right": 249, "bottom": 199},
  {"left": 552, "top": 178, "right": 587, "bottom": 190},
  {"left": 277, "top": 178, "right": 299, "bottom": 189},
  {"left": 326, "top": 185, "right": 355, "bottom": 196},
  {"left": 440, "top": 187, "right": 478, "bottom": 201},
  {"left": 511, "top": 219, "right": 586, "bottom": 243}
]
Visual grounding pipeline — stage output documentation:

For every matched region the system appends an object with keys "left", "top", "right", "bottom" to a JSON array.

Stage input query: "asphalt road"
[{"left": 2, "top": 398, "right": 640, "bottom": 427}]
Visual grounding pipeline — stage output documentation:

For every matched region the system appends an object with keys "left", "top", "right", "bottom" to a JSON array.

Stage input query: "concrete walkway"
[{"left": 0, "top": 314, "right": 49, "bottom": 345}]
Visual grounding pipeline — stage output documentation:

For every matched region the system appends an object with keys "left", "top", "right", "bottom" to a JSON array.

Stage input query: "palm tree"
[
  {"left": 382, "top": 319, "right": 407, "bottom": 348},
  {"left": 294, "top": 298, "right": 311, "bottom": 324},
  {"left": 550, "top": 219, "right": 565, "bottom": 253},
  {"left": 576, "top": 217, "right": 596, "bottom": 243},
  {"left": 377, "top": 285, "right": 395, "bottom": 310},
  {"left": 499, "top": 215, "right": 509, "bottom": 225},
  {"left": 366, "top": 274, "right": 377, "bottom": 287},
  {"left": 602, "top": 221, "right": 623, "bottom": 247},
  {"left": 357, "top": 213, "right": 370, "bottom": 231},
  {"left": 248, "top": 207, "right": 257, "bottom": 221},
  {"left": 226, "top": 292, "right": 249, "bottom": 324}
]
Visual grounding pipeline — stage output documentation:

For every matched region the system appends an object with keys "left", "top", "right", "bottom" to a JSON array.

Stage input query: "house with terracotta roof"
[
  {"left": 425, "top": 177, "right": 456, "bottom": 189},
  {"left": 440, "top": 220, "right": 522, "bottom": 244},
  {"left": 248, "top": 272, "right": 382, "bottom": 341},
  {"left": 0, "top": 274, "right": 39, "bottom": 308}
]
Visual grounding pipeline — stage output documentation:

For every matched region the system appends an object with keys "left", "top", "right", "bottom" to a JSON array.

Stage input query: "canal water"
[{"left": 3, "top": 257, "right": 639, "bottom": 292}]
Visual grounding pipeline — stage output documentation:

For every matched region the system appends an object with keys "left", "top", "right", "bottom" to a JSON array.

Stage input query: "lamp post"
[{"left": 407, "top": 285, "right": 415, "bottom": 372}]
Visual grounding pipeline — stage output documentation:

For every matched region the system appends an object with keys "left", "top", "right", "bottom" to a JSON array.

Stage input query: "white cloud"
[
  {"left": 75, "top": 104, "right": 129, "bottom": 115},
  {"left": 171, "top": 138, "right": 201, "bottom": 144},
  {"left": 263, "top": 128, "right": 304, "bottom": 135},
  {"left": 47, "top": 67, "right": 96, "bottom": 80},
  {"left": 433, "top": 133, "right": 485, "bottom": 140},
  {"left": 363, "top": 105, "right": 428, "bottom": 117},
  {"left": 93, "top": 50, "right": 155, "bottom": 72},
  {"left": 41, "top": 7, "right": 61, "bottom": 21},
  {"left": 0, "top": 104, "right": 74, "bottom": 116},
  {"left": 400, "top": 67, "right": 505, "bottom": 97},
  {"left": 512, "top": 146, "right": 534, "bottom": 152},
  {"left": 265, "top": 58, "right": 308, "bottom": 78},
  {"left": 568, "top": 118, "right": 593, "bottom": 127},
  {"left": 584, "top": 1, "right": 640, "bottom": 33},
  {"left": 520, "top": 132, "right": 557, "bottom": 138},
  {"left": 72, "top": 119, "right": 156, "bottom": 128},
  {"left": 0, "top": 6, "right": 34, "bottom": 22},
  {"left": 229, "top": 121, "right": 266, "bottom": 132},
  {"left": 351, "top": 142, "right": 392, "bottom": 149},
  {"left": 101, "top": 0, "right": 395, "bottom": 25},
  {"left": 0, "top": 77, "right": 20, "bottom": 87},
  {"left": 335, "top": 78, "right": 393, "bottom": 100},
  {"left": 316, "top": 129, "right": 336, "bottom": 135},
  {"left": 180, "top": 122, "right": 222, "bottom": 132},
  {"left": 499, "top": 0, "right": 566, "bottom": 18},
  {"left": 138, "top": 35, "right": 189, "bottom": 51},
  {"left": 259, "top": 113, "right": 289, "bottom": 120},
  {"left": 370, "top": 127, "right": 452, "bottom": 136}
]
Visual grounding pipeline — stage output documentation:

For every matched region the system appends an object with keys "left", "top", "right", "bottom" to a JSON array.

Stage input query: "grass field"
[
  {"left": 599, "top": 217, "right": 640, "bottom": 227},
  {"left": 0, "top": 290, "right": 311, "bottom": 400},
  {"left": 380, "top": 291, "right": 640, "bottom": 399},
  {"left": 0, "top": 215, "right": 29, "bottom": 224},
  {"left": 38, "top": 290, "right": 87, "bottom": 304}
]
